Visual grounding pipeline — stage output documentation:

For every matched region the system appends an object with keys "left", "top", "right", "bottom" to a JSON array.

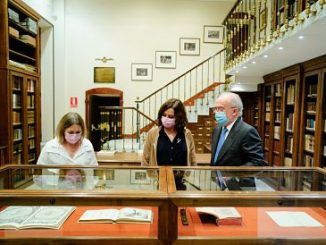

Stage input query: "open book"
[
  {"left": 0, "top": 206, "right": 75, "bottom": 229},
  {"left": 79, "top": 207, "right": 153, "bottom": 224},
  {"left": 196, "top": 207, "right": 242, "bottom": 226}
]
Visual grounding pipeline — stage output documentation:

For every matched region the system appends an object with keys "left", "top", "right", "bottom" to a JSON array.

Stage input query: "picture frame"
[
  {"left": 94, "top": 67, "right": 115, "bottom": 83},
  {"left": 259, "top": 8, "right": 267, "bottom": 31},
  {"left": 155, "top": 51, "right": 177, "bottom": 69},
  {"left": 131, "top": 63, "right": 153, "bottom": 81},
  {"left": 203, "top": 25, "right": 224, "bottom": 44},
  {"left": 179, "top": 38, "right": 200, "bottom": 56},
  {"left": 130, "top": 170, "right": 151, "bottom": 185}
]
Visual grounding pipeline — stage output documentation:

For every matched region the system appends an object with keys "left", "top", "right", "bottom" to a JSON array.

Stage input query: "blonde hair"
[{"left": 56, "top": 112, "right": 86, "bottom": 144}]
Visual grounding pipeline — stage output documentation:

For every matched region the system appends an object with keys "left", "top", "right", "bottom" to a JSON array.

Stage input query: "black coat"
[{"left": 210, "top": 117, "right": 265, "bottom": 166}]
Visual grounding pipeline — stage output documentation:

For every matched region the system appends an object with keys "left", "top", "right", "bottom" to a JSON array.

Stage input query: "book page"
[
  {"left": 266, "top": 211, "right": 323, "bottom": 227},
  {"left": 0, "top": 206, "right": 39, "bottom": 229},
  {"left": 196, "top": 207, "right": 241, "bottom": 219},
  {"left": 79, "top": 209, "right": 119, "bottom": 222},
  {"left": 117, "top": 208, "right": 153, "bottom": 222},
  {"left": 21, "top": 206, "right": 75, "bottom": 229}
]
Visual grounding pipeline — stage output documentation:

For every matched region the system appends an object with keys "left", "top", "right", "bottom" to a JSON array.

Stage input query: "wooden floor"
[{"left": 96, "top": 152, "right": 211, "bottom": 165}]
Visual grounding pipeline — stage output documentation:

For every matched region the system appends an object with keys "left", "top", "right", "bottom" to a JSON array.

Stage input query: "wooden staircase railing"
[{"left": 135, "top": 49, "right": 226, "bottom": 120}]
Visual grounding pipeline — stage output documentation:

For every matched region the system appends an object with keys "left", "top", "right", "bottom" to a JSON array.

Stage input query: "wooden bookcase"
[
  {"left": 261, "top": 56, "right": 326, "bottom": 168},
  {"left": 0, "top": 0, "right": 41, "bottom": 166},
  {"left": 262, "top": 73, "right": 283, "bottom": 166},
  {"left": 299, "top": 56, "right": 326, "bottom": 168}
]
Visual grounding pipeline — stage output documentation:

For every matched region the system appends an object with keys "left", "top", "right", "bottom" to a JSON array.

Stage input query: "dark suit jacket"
[{"left": 210, "top": 117, "right": 265, "bottom": 166}]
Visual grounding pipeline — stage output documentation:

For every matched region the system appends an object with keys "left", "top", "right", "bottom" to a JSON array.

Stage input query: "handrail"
[{"left": 136, "top": 48, "right": 226, "bottom": 103}]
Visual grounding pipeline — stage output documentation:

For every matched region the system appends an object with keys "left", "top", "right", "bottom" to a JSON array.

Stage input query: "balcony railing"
[{"left": 224, "top": 0, "right": 324, "bottom": 70}]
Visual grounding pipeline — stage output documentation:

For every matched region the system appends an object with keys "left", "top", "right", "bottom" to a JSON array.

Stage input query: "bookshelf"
[
  {"left": 280, "top": 66, "right": 301, "bottom": 167},
  {"left": 0, "top": 0, "right": 41, "bottom": 166},
  {"left": 298, "top": 56, "right": 326, "bottom": 168}
]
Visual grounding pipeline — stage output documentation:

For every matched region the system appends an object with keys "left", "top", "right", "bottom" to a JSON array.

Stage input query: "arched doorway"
[{"left": 85, "top": 88, "right": 123, "bottom": 151}]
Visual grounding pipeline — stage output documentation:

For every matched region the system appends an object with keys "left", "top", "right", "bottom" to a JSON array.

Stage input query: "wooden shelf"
[{"left": 0, "top": 0, "right": 41, "bottom": 166}]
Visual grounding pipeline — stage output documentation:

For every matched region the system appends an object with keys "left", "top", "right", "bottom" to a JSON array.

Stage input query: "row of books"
[
  {"left": 12, "top": 94, "right": 21, "bottom": 108},
  {"left": 27, "top": 79, "right": 35, "bottom": 92},
  {"left": 265, "top": 102, "right": 271, "bottom": 111},
  {"left": 274, "top": 112, "right": 281, "bottom": 122},
  {"left": 12, "top": 152, "right": 22, "bottom": 165},
  {"left": 27, "top": 111, "right": 35, "bottom": 124},
  {"left": 274, "top": 126, "right": 280, "bottom": 140},
  {"left": 286, "top": 84, "right": 295, "bottom": 105},
  {"left": 274, "top": 98, "right": 281, "bottom": 110},
  {"left": 274, "top": 83, "right": 281, "bottom": 97},
  {"left": 307, "top": 83, "right": 317, "bottom": 96},
  {"left": 12, "top": 77, "right": 22, "bottom": 90},
  {"left": 285, "top": 135, "right": 293, "bottom": 153},
  {"left": 28, "top": 125, "right": 35, "bottom": 138},
  {"left": 13, "top": 128, "right": 22, "bottom": 141},
  {"left": 306, "top": 118, "right": 315, "bottom": 130},
  {"left": 304, "top": 134, "right": 315, "bottom": 152},
  {"left": 304, "top": 154, "right": 314, "bottom": 167},
  {"left": 12, "top": 111, "right": 21, "bottom": 124},
  {"left": 27, "top": 94, "right": 35, "bottom": 108},
  {"left": 306, "top": 102, "right": 316, "bottom": 112},
  {"left": 286, "top": 113, "right": 294, "bottom": 131},
  {"left": 28, "top": 139, "right": 35, "bottom": 150}
]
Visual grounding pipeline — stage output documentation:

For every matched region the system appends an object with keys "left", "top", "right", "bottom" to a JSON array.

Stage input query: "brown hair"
[
  {"left": 157, "top": 98, "right": 188, "bottom": 131},
  {"left": 56, "top": 112, "right": 86, "bottom": 144}
]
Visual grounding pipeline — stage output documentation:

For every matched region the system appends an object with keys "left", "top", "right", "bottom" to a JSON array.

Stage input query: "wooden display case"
[
  {"left": 0, "top": 0, "right": 41, "bottom": 166},
  {"left": 0, "top": 165, "right": 168, "bottom": 244},
  {"left": 166, "top": 166, "right": 326, "bottom": 244}
]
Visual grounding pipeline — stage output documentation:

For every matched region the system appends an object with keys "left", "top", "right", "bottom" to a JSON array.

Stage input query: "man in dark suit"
[{"left": 211, "top": 92, "right": 265, "bottom": 166}]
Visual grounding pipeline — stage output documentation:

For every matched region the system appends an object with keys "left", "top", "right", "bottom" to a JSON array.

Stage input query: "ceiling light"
[
  {"left": 243, "top": 66, "right": 247, "bottom": 69},
  {"left": 263, "top": 54, "right": 268, "bottom": 58},
  {"left": 298, "top": 35, "right": 304, "bottom": 39},
  {"left": 252, "top": 61, "right": 256, "bottom": 64},
  {"left": 278, "top": 46, "right": 284, "bottom": 50},
  {"left": 236, "top": 70, "right": 239, "bottom": 73}
]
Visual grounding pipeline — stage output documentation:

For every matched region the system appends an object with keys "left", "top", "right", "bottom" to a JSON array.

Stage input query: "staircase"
[{"left": 103, "top": 49, "right": 227, "bottom": 153}]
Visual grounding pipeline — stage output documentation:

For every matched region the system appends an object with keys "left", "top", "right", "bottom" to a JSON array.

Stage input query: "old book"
[
  {"left": 0, "top": 206, "right": 75, "bottom": 230},
  {"left": 196, "top": 207, "right": 242, "bottom": 226},
  {"left": 79, "top": 207, "right": 153, "bottom": 224}
]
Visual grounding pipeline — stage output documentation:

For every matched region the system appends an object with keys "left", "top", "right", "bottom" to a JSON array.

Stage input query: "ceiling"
[{"left": 226, "top": 6, "right": 326, "bottom": 83}]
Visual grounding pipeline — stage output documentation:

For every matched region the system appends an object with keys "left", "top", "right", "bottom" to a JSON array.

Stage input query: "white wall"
[{"left": 62, "top": 0, "right": 234, "bottom": 119}]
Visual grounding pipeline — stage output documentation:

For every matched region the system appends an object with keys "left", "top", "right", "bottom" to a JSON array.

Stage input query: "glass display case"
[
  {"left": 167, "top": 166, "right": 326, "bottom": 244},
  {"left": 0, "top": 165, "right": 168, "bottom": 244},
  {"left": 0, "top": 165, "right": 325, "bottom": 244}
]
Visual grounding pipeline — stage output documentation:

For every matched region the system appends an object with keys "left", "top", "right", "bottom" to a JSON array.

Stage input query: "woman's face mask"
[
  {"left": 161, "top": 116, "right": 176, "bottom": 129},
  {"left": 214, "top": 111, "right": 229, "bottom": 126},
  {"left": 64, "top": 132, "right": 82, "bottom": 144}
]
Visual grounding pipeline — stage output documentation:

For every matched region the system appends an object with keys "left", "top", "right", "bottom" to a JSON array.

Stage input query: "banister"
[{"left": 135, "top": 48, "right": 226, "bottom": 103}]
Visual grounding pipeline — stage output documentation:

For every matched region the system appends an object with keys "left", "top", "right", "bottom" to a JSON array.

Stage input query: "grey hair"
[{"left": 217, "top": 92, "right": 243, "bottom": 117}]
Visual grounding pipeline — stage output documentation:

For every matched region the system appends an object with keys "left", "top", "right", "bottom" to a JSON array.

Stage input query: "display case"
[
  {"left": 0, "top": 165, "right": 168, "bottom": 244},
  {"left": 166, "top": 166, "right": 326, "bottom": 244}
]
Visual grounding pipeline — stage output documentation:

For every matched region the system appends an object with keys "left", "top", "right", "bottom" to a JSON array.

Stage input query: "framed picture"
[
  {"left": 94, "top": 67, "right": 115, "bottom": 83},
  {"left": 130, "top": 170, "right": 151, "bottom": 185},
  {"left": 131, "top": 63, "right": 153, "bottom": 81},
  {"left": 259, "top": 8, "right": 267, "bottom": 31},
  {"left": 155, "top": 51, "right": 177, "bottom": 69},
  {"left": 179, "top": 38, "right": 200, "bottom": 56},
  {"left": 203, "top": 25, "right": 224, "bottom": 43}
]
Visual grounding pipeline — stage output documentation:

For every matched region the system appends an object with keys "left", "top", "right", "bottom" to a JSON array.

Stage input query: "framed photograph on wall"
[
  {"left": 155, "top": 51, "right": 177, "bottom": 69},
  {"left": 94, "top": 67, "right": 115, "bottom": 83},
  {"left": 130, "top": 170, "right": 151, "bottom": 185},
  {"left": 203, "top": 25, "right": 224, "bottom": 43},
  {"left": 131, "top": 63, "right": 153, "bottom": 81},
  {"left": 179, "top": 38, "right": 200, "bottom": 56}
]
